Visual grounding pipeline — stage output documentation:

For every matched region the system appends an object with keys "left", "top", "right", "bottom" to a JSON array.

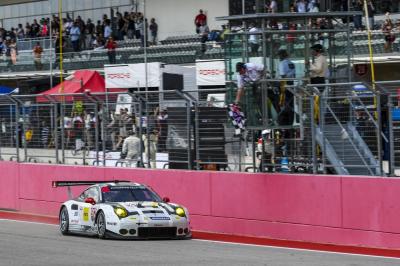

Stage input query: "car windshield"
[{"left": 102, "top": 186, "right": 162, "bottom": 203}]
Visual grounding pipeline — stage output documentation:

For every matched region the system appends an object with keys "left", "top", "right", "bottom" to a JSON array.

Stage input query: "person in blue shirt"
[
  {"left": 278, "top": 49, "right": 295, "bottom": 79},
  {"left": 70, "top": 22, "right": 81, "bottom": 52}
]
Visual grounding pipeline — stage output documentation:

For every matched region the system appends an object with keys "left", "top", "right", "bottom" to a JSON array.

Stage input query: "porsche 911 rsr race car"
[{"left": 53, "top": 180, "right": 191, "bottom": 239}]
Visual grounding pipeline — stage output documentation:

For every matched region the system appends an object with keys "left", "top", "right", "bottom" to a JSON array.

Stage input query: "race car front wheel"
[
  {"left": 59, "top": 207, "right": 69, "bottom": 235},
  {"left": 96, "top": 211, "right": 107, "bottom": 239}
]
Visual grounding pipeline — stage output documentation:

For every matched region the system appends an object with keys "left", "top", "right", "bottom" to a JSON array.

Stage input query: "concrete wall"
[{"left": 1, "top": 161, "right": 400, "bottom": 249}]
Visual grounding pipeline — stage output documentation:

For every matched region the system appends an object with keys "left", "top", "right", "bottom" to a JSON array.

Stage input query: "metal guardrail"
[{"left": 0, "top": 81, "right": 398, "bottom": 176}]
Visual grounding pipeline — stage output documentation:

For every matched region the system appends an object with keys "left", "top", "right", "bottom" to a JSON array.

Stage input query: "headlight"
[
  {"left": 114, "top": 207, "right": 128, "bottom": 218},
  {"left": 175, "top": 207, "right": 185, "bottom": 217}
]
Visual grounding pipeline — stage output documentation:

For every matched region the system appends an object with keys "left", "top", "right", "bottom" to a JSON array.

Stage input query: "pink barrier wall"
[{"left": 1, "top": 161, "right": 400, "bottom": 249}]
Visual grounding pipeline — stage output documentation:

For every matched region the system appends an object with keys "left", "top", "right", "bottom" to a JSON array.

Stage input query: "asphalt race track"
[{"left": 0, "top": 219, "right": 399, "bottom": 266}]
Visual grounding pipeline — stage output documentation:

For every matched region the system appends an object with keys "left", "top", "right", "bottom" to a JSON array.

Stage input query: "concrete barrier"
[{"left": 1, "top": 161, "right": 400, "bottom": 249}]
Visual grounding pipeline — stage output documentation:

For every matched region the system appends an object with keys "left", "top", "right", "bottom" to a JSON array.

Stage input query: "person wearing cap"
[
  {"left": 308, "top": 44, "right": 328, "bottom": 89},
  {"left": 122, "top": 129, "right": 141, "bottom": 163},
  {"left": 278, "top": 49, "right": 295, "bottom": 79},
  {"left": 234, "top": 62, "right": 265, "bottom": 105}
]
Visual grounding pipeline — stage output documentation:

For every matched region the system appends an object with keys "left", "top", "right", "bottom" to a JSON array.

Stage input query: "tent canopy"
[{"left": 37, "top": 70, "right": 113, "bottom": 102}]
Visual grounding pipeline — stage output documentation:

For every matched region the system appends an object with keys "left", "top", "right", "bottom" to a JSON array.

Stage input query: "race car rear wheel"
[
  {"left": 96, "top": 211, "right": 107, "bottom": 239},
  {"left": 59, "top": 207, "right": 69, "bottom": 235}
]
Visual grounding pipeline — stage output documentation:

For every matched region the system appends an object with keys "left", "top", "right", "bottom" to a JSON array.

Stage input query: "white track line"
[
  {"left": 0, "top": 218, "right": 58, "bottom": 227},
  {"left": 192, "top": 239, "right": 400, "bottom": 260},
  {"left": 1, "top": 218, "right": 398, "bottom": 260}
]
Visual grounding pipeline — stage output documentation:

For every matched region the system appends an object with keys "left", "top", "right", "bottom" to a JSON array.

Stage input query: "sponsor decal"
[
  {"left": 129, "top": 217, "right": 137, "bottom": 220},
  {"left": 90, "top": 208, "right": 97, "bottom": 221},
  {"left": 107, "top": 222, "right": 117, "bottom": 226},
  {"left": 107, "top": 73, "right": 131, "bottom": 79},
  {"left": 74, "top": 212, "right": 78, "bottom": 217},
  {"left": 79, "top": 206, "right": 83, "bottom": 211},
  {"left": 150, "top": 217, "right": 170, "bottom": 220},
  {"left": 199, "top": 69, "right": 225, "bottom": 76},
  {"left": 83, "top": 207, "right": 89, "bottom": 222},
  {"left": 152, "top": 202, "right": 159, "bottom": 208},
  {"left": 70, "top": 219, "right": 79, "bottom": 224}
]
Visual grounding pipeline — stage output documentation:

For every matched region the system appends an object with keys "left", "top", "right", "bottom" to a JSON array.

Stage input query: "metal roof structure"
[
  {"left": 216, "top": 11, "right": 363, "bottom": 21},
  {"left": 0, "top": 0, "right": 42, "bottom": 5}
]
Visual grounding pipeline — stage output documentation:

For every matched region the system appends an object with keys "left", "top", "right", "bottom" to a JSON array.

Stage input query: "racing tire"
[
  {"left": 59, "top": 207, "right": 70, "bottom": 235},
  {"left": 96, "top": 211, "right": 107, "bottom": 239}
]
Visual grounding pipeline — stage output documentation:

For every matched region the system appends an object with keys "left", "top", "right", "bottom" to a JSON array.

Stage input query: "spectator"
[
  {"left": 220, "top": 24, "right": 230, "bottom": 41},
  {"left": 307, "top": 44, "right": 328, "bottom": 89},
  {"left": 135, "top": 14, "right": 143, "bottom": 39},
  {"left": 269, "top": 0, "right": 278, "bottom": 13},
  {"left": 31, "top": 19, "right": 40, "bottom": 37},
  {"left": 92, "top": 34, "right": 105, "bottom": 49},
  {"left": 85, "top": 18, "right": 95, "bottom": 48},
  {"left": 366, "top": 0, "right": 375, "bottom": 29},
  {"left": 51, "top": 15, "right": 60, "bottom": 35},
  {"left": 353, "top": 0, "right": 363, "bottom": 30},
  {"left": 194, "top": 9, "right": 207, "bottom": 34},
  {"left": 198, "top": 20, "right": 210, "bottom": 53},
  {"left": 309, "top": 2, "right": 319, "bottom": 12},
  {"left": 296, "top": 0, "right": 307, "bottom": 13},
  {"left": 249, "top": 23, "right": 260, "bottom": 56},
  {"left": 382, "top": 15, "right": 395, "bottom": 53},
  {"left": 33, "top": 42, "right": 43, "bottom": 70},
  {"left": 104, "top": 19, "right": 112, "bottom": 39},
  {"left": 24, "top": 22, "right": 31, "bottom": 37},
  {"left": 95, "top": 20, "right": 103, "bottom": 36},
  {"left": 70, "top": 22, "right": 81, "bottom": 52},
  {"left": 149, "top": 18, "right": 158, "bottom": 45},
  {"left": 17, "top": 24, "right": 24, "bottom": 39},
  {"left": 9, "top": 39, "right": 18, "bottom": 66},
  {"left": 157, "top": 109, "right": 168, "bottom": 152},
  {"left": 41, "top": 20, "right": 49, "bottom": 37},
  {"left": 122, "top": 129, "right": 141, "bottom": 163},
  {"left": 105, "top": 36, "right": 117, "bottom": 64}
]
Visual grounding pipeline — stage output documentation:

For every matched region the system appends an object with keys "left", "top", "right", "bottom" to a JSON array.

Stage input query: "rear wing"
[
  {"left": 52, "top": 180, "right": 130, "bottom": 188},
  {"left": 52, "top": 180, "right": 130, "bottom": 199}
]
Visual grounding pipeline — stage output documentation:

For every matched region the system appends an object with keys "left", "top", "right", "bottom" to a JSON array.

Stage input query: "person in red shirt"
[
  {"left": 105, "top": 36, "right": 117, "bottom": 64},
  {"left": 194, "top": 9, "right": 207, "bottom": 34}
]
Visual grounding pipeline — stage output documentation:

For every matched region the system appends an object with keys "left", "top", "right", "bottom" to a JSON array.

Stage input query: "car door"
[{"left": 77, "top": 186, "right": 100, "bottom": 228}]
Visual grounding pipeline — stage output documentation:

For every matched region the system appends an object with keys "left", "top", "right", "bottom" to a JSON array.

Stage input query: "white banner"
[
  {"left": 196, "top": 61, "right": 226, "bottom": 86},
  {"left": 105, "top": 63, "right": 161, "bottom": 88}
]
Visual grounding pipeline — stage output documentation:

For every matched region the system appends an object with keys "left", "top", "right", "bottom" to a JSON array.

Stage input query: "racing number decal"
[{"left": 83, "top": 207, "right": 90, "bottom": 222}]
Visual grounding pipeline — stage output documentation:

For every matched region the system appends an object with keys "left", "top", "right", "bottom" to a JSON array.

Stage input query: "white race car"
[{"left": 53, "top": 180, "right": 191, "bottom": 239}]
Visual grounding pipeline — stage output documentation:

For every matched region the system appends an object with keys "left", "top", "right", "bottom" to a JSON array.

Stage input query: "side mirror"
[
  {"left": 162, "top": 197, "right": 170, "bottom": 203},
  {"left": 85, "top": 197, "right": 96, "bottom": 205}
]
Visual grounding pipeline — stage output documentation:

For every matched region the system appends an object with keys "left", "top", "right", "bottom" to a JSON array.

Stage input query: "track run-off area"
[{"left": 0, "top": 213, "right": 399, "bottom": 266}]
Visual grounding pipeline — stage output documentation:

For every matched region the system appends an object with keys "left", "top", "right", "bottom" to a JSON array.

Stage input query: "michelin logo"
[{"left": 150, "top": 217, "right": 170, "bottom": 220}]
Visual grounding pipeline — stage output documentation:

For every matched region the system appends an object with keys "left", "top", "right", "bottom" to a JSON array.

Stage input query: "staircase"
[{"left": 316, "top": 123, "right": 381, "bottom": 176}]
